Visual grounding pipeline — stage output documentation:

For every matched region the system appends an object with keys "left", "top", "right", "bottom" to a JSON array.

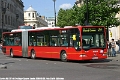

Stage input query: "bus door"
[{"left": 22, "top": 31, "right": 28, "bottom": 57}]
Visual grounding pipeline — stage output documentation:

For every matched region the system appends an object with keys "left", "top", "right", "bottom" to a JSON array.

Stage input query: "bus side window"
[
  {"left": 14, "top": 37, "right": 20, "bottom": 46},
  {"left": 61, "top": 39, "right": 68, "bottom": 46},
  {"left": 33, "top": 39, "right": 36, "bottom": 46},
  {"left": 29, "top": 39, "right": 34, "bottom": 46},
  {"left": 50, "top": 40, "right": 55, "bottom": 46},
  {"left": 70, "top": 39, "right": 73, "bottom": 46},
  {"left": 9, "top": 38, "right": 14, "bottom": 46}
]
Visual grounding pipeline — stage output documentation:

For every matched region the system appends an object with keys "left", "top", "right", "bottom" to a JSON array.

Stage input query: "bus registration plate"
[{"left": 92, "top": 57, "right": 98, "bottom": 59}]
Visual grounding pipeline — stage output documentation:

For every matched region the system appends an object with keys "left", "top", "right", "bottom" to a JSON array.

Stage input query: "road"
[{"left": 0, "top": 52, "right": 120, "bottom": 80}]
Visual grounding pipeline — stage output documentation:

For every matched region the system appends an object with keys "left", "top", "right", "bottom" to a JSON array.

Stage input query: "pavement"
[
  {"left": 107, "top": 52, "right": 120, "bottom": 61},
  {"left": 107, "top": 45, "right": 120, "bottom": 61}
]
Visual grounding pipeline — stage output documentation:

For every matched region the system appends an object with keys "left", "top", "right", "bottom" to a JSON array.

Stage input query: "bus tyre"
[
  {"left": 31, "top": 50, "right": 36, "bottom": 59},
  {"left": 10, "top": 50, "right": 14, "bottom": 58},
  {"left": 60, "top": 51, "right": 67, "bottom": 62}
]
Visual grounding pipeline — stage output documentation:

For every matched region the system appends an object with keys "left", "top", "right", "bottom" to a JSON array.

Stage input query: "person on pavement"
[{"left": 111, "top": 39, "right": 116, "bottom": 57}]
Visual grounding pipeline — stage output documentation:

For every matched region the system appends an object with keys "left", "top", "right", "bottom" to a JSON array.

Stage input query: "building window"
[
  {"left": 52, "top": 22, "right": 54, "bottom": 24},
  {"left": 5, "top": 15, "right": 7, "bottom": 24},
  {"left": 48, "top": 23, "right": 51, "bottom": 25},
  {"left": 32, "top": 13, "right": 34, "bottom": 18},
  {"left": 28, "top": 13, "right": 30, "bottom": 17},
  {"left": 8, "top": 16, "right": 10, "bottom": 25},
  {"left": 7, "top": 3, "right": 9, "bottom": 9}
]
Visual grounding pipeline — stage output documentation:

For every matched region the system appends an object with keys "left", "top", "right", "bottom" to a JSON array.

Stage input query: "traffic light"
[{"left": 110, "top": 32, "right": 112, "bottom": 37}]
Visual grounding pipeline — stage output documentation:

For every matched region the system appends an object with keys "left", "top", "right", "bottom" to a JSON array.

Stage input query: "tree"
[
  {"left": 57, "top": 8, "right": 77, "bottom": 27},
  {"left": 84, "top": 0, "right": 120, "bottom": 27},
  {"left": 57, "top": 5, "right": 85, "bottom": 27},
  {"left": 57, "top": 0, "right": 120, "bottom": 28},
  {"left": 57, "top": 9, "right": 66, "bottom": 27}
]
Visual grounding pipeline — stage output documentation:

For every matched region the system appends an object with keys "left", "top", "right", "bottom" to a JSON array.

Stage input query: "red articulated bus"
[{"left": 2, "top": 26, "right": 107, "bottom": 61}]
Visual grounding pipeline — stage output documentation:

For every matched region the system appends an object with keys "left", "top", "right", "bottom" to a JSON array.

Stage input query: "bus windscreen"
[{"left": 82, "top": 27, "right": 106, "bottom": 49}]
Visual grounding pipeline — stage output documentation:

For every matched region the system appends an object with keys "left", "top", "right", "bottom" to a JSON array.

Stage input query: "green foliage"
[
  {"left": 57, "top": 8, "right": 77, "bottom": 27},
  {"left": 57, "top": 0, "right": 120, "bottom": 28},
  {"left": 86, "top": 0, "right": 120, "bottom": 27}
]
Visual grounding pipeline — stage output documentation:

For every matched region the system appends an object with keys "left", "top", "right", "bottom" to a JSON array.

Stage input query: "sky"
[{"left": 22, "top": 0, "right": 76, "bottom": 17}]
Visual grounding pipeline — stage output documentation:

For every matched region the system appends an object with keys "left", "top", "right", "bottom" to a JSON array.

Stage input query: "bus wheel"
[
  {"left": 60, "top": 51, "right": 67, "bottom": 62},
  {"left": 31, "top": 50, "right": 36, "bottom": 59},
  {"left": 10, "top": 50, "right": 14, "bottom": 58}
]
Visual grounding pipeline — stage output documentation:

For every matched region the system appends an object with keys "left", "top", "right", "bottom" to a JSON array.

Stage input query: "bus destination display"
[{"left": 82, "top": 28, "right": 104, "bottom": 32}]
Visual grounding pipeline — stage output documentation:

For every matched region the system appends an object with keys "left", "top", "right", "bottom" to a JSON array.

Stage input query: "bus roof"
[
  {"left": 64, "top": 26, "right": 73, "bottom": 28},
  {"left": 10, "top": 26, "right": 105, "bottom": 32},
  {"left": 35, "top": 27, "right": 60, "bottom": 30},
  {"left": 11, "top": 29, "right": 34, "bottom": 32}
]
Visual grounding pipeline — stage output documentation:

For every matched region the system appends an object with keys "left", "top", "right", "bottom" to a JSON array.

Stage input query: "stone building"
[
  {"left": 109, "top": 11, "right": 120, "bottom": 41},
  {"left": 0, "top": 0, "right": 24, "bottom": 37},
  {"left": 24, "top": 6, "right": 48, "bottom": 28},
  {"left": 46, "top": 17, "right": 55, "bottom": 27},
  {"left": 75, "top": 0, "right": 84, "bottom": 7}
]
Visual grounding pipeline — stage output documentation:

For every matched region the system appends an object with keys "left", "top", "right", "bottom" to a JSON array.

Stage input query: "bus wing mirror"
[{"left": 72, "top": 35, "right": 76, "bottom": 40}]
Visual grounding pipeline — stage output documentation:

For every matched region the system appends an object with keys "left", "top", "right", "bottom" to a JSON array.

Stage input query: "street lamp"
[
  {"left": 1, "top": 0, "right": 6, "bottom": 33},
  {"left": 86, "top": 0, "right": 89, "bottom": 25},
  {"left": 75, "top": 0, "right": 89, "bottom": 25},
  {"left": 53, "top": 0, "right": 56, "bottom": 27},
  {"left": 84, "top": 0, "right": 89, "bottom": 25}
]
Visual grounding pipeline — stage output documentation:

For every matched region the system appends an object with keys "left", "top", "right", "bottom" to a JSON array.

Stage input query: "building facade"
[
  {"left": 0, "top": 0, "right": 24, "bottom": 38},
  {"left": 109, "top": 10, "right": 120, "bottom": 41},
  {"left": 108, "top": 2, "right": 120, "bottom": 41},
  {"left": 75, "top": 0, "right": 84, "bottom": 7},
  {"left": 24, "top": 6, "right": 48, "bottom": 28},
  {"left": 46, "top": 17, "right": 55, "bottom": 27}
]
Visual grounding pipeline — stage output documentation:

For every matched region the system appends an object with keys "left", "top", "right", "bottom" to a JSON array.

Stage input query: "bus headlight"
[
  {"left": 100, "top": 50, "right": 103, "bottom": 53},
  {"left": 80, "top": 54, "right": 86, "bottom": 57}
]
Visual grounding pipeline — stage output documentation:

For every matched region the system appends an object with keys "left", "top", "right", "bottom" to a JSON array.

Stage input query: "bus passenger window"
[
  {"left": 61, "top": 40, "right": 68, "bottom": 46},
  {"left": 33, "top": 40, "right": 36, "bottom": 46},
  {"left": 14, "top": 37, "right": 20, "bottom": 46},
  {"left": 70, "top": 39, "right": 73, "bottom": 46},
  {"left": 29, "top": 40, "right": 34, "bottom": 46}
]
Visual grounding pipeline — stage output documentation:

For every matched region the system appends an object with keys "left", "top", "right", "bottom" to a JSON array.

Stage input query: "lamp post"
[
  {"left": 53, "top": 0, "right": 56, "bottom": 27},
  {"left": 86, "top": 0, "right": 89, "bottom": 25},
  {"left": 1, "top": 0, "right": 6, "bottom": 33}
]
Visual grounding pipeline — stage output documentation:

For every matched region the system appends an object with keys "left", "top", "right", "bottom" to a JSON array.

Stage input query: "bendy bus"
[{"left": 2, "top": 26, "right": 107, "bottom": 61}]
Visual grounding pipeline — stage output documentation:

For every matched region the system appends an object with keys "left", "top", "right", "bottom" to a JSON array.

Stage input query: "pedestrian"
[
  {"left": 107, "top": 40, "right": 112, "bottom": 56},
  {"left": 117, "top": 38, "right": 120, "bottom": 52},
  {"left": 111, "top": 39, "right": 116, "bottom": 57}
]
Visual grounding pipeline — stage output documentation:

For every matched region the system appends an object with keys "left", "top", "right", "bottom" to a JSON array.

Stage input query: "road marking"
[{"left": 0, "top": 58, "right": 21, "bottom": 61}]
